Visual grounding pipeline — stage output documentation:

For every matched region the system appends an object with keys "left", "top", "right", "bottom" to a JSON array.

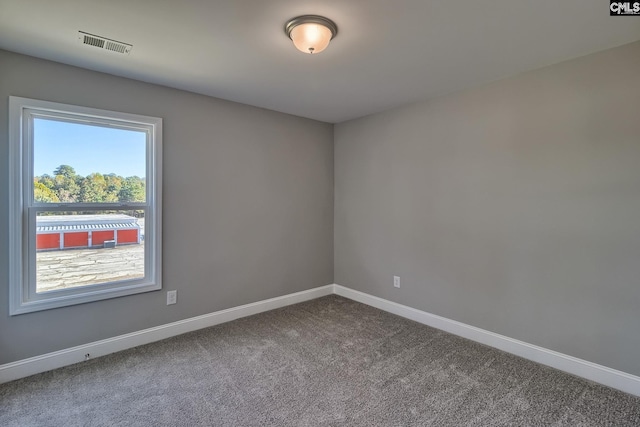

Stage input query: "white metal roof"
[
  {"left": 36, "top": 214, "right": 140, "bottom": 233},
  {"left": 37, "top": 223, "right": 139, "bottom": 233}
]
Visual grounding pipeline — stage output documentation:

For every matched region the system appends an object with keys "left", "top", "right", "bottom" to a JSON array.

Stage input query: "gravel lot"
[{"left": 37, "top": 243, "right": 145, "bottom": 292}]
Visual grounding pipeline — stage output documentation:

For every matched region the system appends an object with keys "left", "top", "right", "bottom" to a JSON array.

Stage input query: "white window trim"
[{"left": 9, "top": 96, "right": 162, "bottom": 315}]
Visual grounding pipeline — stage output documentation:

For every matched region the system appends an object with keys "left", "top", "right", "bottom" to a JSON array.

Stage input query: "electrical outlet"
[
  {"left": 394, "top": 276, "right": 400, "bottom": 288},
  {"left": 167, "top": 290, "right": 177, "bottom": 305}
]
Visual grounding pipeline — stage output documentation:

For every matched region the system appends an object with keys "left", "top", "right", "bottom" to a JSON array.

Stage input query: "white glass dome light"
[{"left": 285, "top": 15, "right": 338, "bottom": 54}]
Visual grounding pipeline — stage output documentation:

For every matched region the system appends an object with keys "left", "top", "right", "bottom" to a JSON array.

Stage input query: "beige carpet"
[{"left": 1, "top": 295, "right": 639, "bottom": 426}]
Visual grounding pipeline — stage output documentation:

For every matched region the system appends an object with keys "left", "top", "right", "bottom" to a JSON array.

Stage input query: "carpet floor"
[{"left": 1, "top": 295, "right": 639, "bottom": 426}]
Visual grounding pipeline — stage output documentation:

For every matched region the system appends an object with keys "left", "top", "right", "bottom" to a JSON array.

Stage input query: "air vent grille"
[
  {"left": 78, "top": 31, "right": 132, "bottom": 55},
  {"left": 105, "top": 40, "right": 127, "bottom": 53}
]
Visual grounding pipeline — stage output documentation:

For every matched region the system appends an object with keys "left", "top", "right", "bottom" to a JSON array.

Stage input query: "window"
[{"left": 9, "top": 97, "right": 162, "bottom": 315}]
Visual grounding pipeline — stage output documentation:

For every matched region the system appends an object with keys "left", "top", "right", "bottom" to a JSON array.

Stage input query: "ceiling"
[{"left": 1, "top": 1, "right": 639, "bottom": 123}]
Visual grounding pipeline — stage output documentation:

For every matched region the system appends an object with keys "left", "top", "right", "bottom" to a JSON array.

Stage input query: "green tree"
[
  {"left": 47, "top": 164, "right": 82, "bottom": 202},
  {"left": 33, "top": 181, "right": 60, "bottom": 203},
  {"left": 53, "top": 165, "right": 77, "bottom": 179},
  {"left": 118, "top": 177, "right": 145, "bottom": 202},
  {"left": 35, "top": 166, "right": 145, "bottom": 204},
  {"left": 104, "top": 173, "right": 123, "bottom": 202},
  {"left": 80, "top": 173, "right": 107, "bottom": 203},
  {"left": 37, "top": 174, "right": 56, "bottom": 192},
  {"left": 54, "top": 174, "right": 80, "bottom": 202}
]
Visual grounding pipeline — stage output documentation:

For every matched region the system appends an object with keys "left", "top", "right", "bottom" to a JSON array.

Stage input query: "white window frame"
[{"left": 9, "top": 96, "right": 162, "bottom": 315}]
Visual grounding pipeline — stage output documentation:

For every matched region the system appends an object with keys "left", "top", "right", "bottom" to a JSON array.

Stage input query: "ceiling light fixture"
[{"left": 284, "top": 15, "right": 338, "bottom": 54}]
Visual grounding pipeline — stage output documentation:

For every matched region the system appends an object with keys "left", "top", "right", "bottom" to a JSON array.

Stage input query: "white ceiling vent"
[{"left": 78, "top": 31, "right": 132, "bottom": 55}]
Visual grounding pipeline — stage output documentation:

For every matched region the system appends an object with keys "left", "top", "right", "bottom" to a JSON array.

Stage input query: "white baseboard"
[
  {"left": 0, "top": 285, "right": 334, "bottom": 384},
  {"left": 3, "top": 283, "right": 639, "bottom": 398},
  {"left": 333, "top": 284, "right": 640, "bottom": 397}
]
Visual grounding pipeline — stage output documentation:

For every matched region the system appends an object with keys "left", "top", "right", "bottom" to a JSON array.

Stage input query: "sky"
[{"left": 33, "top": 118, "right": 147, "bottom": 178}]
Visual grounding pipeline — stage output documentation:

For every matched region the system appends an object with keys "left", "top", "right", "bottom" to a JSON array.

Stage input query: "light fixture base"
[{"left": 285, "top": 15, "right": 338, "bottom": 40}]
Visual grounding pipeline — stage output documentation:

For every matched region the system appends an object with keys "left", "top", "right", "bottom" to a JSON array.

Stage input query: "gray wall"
[
  {"left": 335, "top": 41, "right": 640, "bottom": 376},
  {"left": 0, "top": 50, "right": 334, "bottom": 364},
  {"left": 2, "top": 40, "right": 639, "bottom": 378}
]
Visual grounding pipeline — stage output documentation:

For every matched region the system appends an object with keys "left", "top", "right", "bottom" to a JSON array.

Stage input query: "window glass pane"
[
  {"left": 10, "top": 96, "right": 161, "bottom": 315},
  {"left": 36, "top": 210, "right": 145, "bottom": 293},
  {"left": 33, "top": 118, "right": 147, "bottom": 203}
]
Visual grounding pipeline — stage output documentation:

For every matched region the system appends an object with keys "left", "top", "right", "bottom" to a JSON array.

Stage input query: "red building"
[{"left": 36, "top": 214, "right": 141, "bottom": 251}]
